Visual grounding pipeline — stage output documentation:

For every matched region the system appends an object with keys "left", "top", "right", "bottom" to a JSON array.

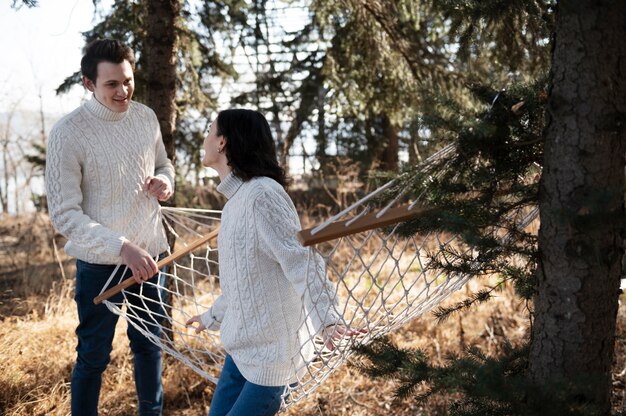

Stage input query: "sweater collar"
[
  {"left": 85, "top": 96, "right": 128, "bottom": 122},
  {"left": 217, "top": 172, "right": 244, "bottom": 199}
]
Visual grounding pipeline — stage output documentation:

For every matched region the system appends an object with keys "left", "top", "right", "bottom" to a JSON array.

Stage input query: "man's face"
[{"left": 83, "top": 60, "right": 135, "bottom": 113}]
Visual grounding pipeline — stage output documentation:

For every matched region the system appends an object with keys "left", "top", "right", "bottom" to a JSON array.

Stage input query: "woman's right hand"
[
  {"left": 186, "top": 315, "right": 207, "bottom": 334},
  {"left": 322, "top": 324, "right": 368, "bottom": 351}
]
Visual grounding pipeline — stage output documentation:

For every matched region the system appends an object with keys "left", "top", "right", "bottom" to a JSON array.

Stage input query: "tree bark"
[
  {"left": 530, "top": 1, "right": 626, "bottom": 413},
  {"left": 144, "top": 0, "right": 180, "bottom": 164},
  {"left": 143, "top": 0, "right": 180, "bottom": 338}
]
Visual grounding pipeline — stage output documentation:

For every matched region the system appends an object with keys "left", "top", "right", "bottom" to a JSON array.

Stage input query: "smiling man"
[{"left": 45, "top": 39, "right": 174, "bottom": 416}]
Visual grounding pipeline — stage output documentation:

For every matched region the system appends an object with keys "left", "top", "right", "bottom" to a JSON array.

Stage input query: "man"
[{"left": 45, "top": 39, "right": 174, "bottom": 415}]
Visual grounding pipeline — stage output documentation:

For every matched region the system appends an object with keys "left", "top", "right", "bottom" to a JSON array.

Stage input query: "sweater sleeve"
[
  {"left": 199, "top": 294, "right": 228, "bottom": 331},
  {"left": 45, "top": 126, "right": 126, "bottom": 258},
  {"left": 254, "top": 189, "right": 341, "bottom": 333}
]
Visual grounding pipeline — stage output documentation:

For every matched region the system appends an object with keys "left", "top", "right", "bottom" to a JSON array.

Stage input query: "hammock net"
[{"left": 96, "top": 145, "right": 537, "bottom": 410}]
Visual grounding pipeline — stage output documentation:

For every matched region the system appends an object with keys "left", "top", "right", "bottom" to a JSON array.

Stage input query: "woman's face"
[{"left": 202, "top": 119, "right": 224, "bottom": 168}]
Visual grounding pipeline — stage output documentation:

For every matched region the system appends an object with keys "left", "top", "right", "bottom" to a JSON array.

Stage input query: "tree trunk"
[
  {"left": 366, "top": 113, "right": 399, "bottom": 173},
  {"left": 143, "top": 0, "right": 180, "bottom": 338},
  {"left": 530, "top": 1, "right": 626, "bottom": 413},
  {"left": 380, "top": 114, "right": 398, "bottom": 172},
  {"left": 144, "top": 0, "right": 180, "bottom": 164}
]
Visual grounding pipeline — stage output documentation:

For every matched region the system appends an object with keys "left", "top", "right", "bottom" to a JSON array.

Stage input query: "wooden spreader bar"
[
  {"left": 93, "top": 227, "right": 220, "bottom": 305},
  {"left": 297, "top": 204, "right": 428, "bottom": 247},
  {"left": 94, "top": 204, "right": 424, "bottom": 304}
]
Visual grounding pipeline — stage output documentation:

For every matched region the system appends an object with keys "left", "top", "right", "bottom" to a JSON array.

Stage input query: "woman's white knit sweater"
[
  {"left": 201, "top": 173, "right": 340, "bottom": 386},
  {"left": 45, "top": 97, "right": 174, "bottom": 265}
]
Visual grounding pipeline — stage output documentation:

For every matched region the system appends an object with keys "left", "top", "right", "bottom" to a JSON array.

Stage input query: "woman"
[{"left": 186, "top": 109, "right": 356, "bottom": 416}]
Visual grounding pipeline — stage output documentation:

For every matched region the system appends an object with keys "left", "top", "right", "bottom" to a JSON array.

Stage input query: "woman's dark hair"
[
  {"left": 216, "top": 109, "right": 288, "bottom": 187},
  {"left": 81, "top": 39, "right": 135, "bottom": 83}
]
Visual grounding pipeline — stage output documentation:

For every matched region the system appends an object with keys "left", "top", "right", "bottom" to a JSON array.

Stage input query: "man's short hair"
[{"left": 80, "top": 39, "right": 135, "bottom": 83}]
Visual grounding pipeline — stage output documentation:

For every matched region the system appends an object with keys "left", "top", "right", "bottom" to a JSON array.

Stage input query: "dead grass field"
[{"left": 0, "top": 213, "right": 624, "bottom": 415}]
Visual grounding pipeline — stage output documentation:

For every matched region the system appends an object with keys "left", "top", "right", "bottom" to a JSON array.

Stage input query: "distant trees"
[
  {"left": 50, "top": 1, "right": 485, "bottom": 182},
  {"left": 22, "top": 1, "right": 552, "bottom": 190},
  {"left": 0, "top": 95, "right": 48, "bottom": 214},
  {"left": 10, "top": 0, "right": 37, "bottom": 8},
  {"left": 48, "top": 1, "right": 546, "bottom": 185}
]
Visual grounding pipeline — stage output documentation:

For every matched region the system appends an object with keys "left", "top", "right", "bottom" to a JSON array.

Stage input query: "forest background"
[{"left": 1, "top": 0, "right": 625, "bottom": 415}]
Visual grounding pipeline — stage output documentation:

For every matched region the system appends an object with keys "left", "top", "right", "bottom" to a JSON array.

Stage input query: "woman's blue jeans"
[
  {"left": 71, "top": 259, "right": 166, "bottom": 416},
  {"left": 208, "top": 355, "right": 286, "bottom": 416}
]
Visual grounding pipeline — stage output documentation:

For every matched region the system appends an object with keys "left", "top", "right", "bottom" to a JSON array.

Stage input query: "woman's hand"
[
  {"left": 322, "top": 324, "right": 368, "bottom": 351},
  {"left": 185, "top": 315, "right": 207, "bottom": 334}
]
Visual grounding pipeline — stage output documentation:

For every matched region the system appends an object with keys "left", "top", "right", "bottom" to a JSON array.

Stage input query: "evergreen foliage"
[
  {"left": 396, "top": 79, "right": 546, "bottom": 302},
  {"left": 354, "top": 80, "right": 550, "bottom": 414},
  {"left": 10, "top": 0, "right": 37, "bottom": 9},
  {"left": 350, "top": 46, "right": 568, "bottom": 416},
  {"left": 24, "top": 143, "right": 46, "bottom": 174},
  {"left": 354, "top": 337, "right": 605, "bottom": 416},
  {"left": 337, "top": 1, "right": 560, "bottom": 412},
  {"left": 352, "top": 1, "right": 623, "bottom": 414},
  {"left": 435, "top": 0, "right": 554, "bottom": 80}
]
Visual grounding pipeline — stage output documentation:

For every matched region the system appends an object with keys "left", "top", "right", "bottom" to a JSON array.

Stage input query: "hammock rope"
[{"left": 95, "top": 144, "right": 537, "bottom": 410}]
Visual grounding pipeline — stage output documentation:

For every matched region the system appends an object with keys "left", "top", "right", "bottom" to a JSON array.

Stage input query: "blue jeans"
[
  {"left": 208, "top": 355, "right": 286, "bottom": 416},
  {"left": 71, "top": 259, "right": 166, "bottom": 416}
]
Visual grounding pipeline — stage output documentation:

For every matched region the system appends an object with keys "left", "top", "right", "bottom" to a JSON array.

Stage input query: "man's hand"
[
  {"left": 120, "top": 240, "right": 159, "bottom": 284},
  {"left": 144, "top": 176, "right": 173, "bottom": 201}
]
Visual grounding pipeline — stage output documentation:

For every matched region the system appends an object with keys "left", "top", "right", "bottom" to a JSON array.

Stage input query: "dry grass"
[{"left": 0, "top": 213, "right": 624, "bottom": 415}]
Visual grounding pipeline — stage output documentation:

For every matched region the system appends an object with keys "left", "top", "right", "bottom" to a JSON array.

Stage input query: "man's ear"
[{"left": 82, "top": 76, "right": 95, "bottom": 92}]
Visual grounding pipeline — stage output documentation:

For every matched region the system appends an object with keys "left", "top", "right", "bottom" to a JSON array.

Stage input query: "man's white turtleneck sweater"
[
  {"left": 45, "top": 96, "right": 174, "bottom": 265},
  {"left": 201, "top": 172, "right": 340, "bottom": 386}
]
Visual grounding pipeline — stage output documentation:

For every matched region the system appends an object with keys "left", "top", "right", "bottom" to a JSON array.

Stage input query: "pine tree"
[{"left": 350, "top": 0, "right": 626, "bottom": 414}]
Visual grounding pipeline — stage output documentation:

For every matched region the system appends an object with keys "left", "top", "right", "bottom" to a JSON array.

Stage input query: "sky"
[
  {"left": 0, "top": 0, "right": 305, "bottom": 117},
  {"left": 0, "top": 0, "right": 113, "bottom": 117},
  {"left": 0, "top": 0, "right": 311, "bottom": 213},
  {"left": 0, "top": 0, "right": 110, "bottom": 213}
]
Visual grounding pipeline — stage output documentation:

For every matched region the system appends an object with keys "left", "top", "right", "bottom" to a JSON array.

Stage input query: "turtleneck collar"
[
  {"left": 85, "top": 96, "right": 128, "bottom": 122},
  {"left": 217, "top": 172, "right": 244, "bottom": 199}
]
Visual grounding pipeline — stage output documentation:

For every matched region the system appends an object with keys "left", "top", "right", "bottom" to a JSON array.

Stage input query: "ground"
[{"left": 0, "top": 212, "right": 624, "bottom": 415}]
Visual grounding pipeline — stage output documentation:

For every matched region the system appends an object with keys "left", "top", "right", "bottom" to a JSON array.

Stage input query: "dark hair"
[
  {"left": 80, "top": 39, "right": 135, "bottom": 83},
  {"left": 216, "top": 109, "right": 288, "bottom": 187}
]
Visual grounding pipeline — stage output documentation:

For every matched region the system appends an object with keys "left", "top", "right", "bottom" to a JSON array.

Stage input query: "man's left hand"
[{"left": 144, "top": 176, "right": 173, "bottom": 201}]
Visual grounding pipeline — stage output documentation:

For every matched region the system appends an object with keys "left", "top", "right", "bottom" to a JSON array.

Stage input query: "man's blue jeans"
[
  {"left": 71, "top": 259, "right": 166, "bottom": 416},
  {"left": 208, "top": 355, "right": 286, "bottom": 416}
]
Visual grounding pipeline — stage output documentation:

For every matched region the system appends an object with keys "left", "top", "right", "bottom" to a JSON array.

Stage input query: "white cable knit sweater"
[
  {"left": 45, "top": 97, "right": 174, "bottom": 264},
  {"left": 201, "top": 173, "right": 340, "bottom": 386}
]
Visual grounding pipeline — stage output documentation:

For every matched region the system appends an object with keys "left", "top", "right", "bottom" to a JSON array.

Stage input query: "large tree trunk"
[
  {"left": 530, "top": 1, "right": 626, "bottom": 413},
  {"left": 143, "top": 0, "right": 180, "bottom": 337},
  {"left": 144, "top": 0, "right": 180, "bottom": 164}
]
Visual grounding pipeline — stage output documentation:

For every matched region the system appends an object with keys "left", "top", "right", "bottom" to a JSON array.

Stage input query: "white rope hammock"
[{"left": 94, "top": 145, "right": 538, "bottom": 410}]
